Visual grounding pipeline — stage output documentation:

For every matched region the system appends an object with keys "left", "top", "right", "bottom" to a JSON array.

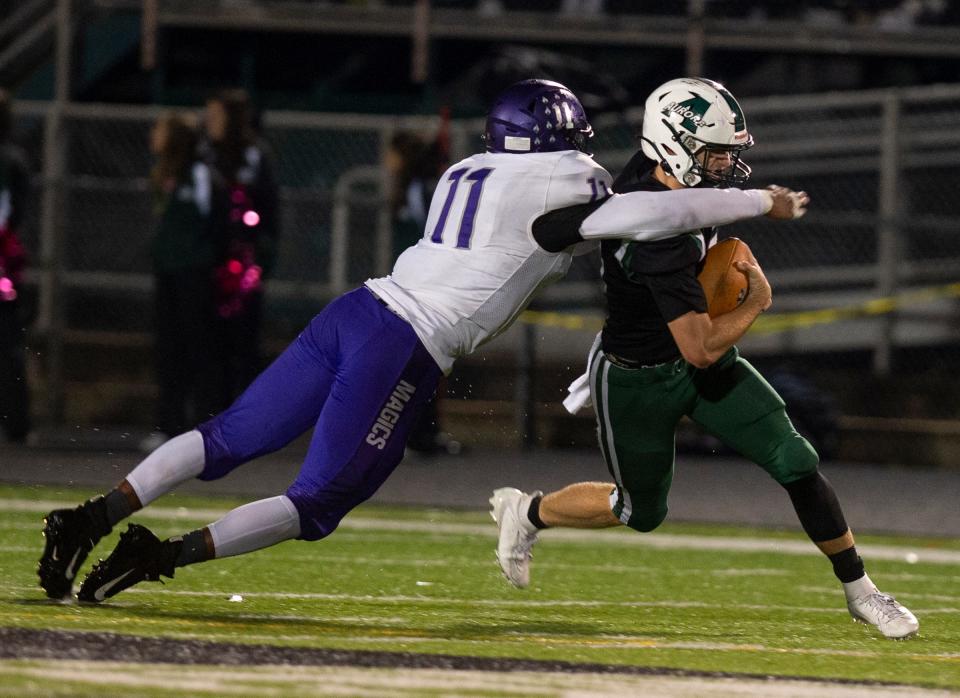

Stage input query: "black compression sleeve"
[
  {"left": 531, "top": 198, "right": 607, "bottom": 253},
  {"left": 783, "top": 471, "right": 849, "bottom": 543}
]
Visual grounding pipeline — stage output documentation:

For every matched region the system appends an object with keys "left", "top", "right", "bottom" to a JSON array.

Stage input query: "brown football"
[{"left": 697, "top": 237, "right": 753, "bottom": 318}]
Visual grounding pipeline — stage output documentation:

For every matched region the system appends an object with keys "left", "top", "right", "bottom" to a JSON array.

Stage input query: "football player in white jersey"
[{"left": 37, "top": 79, "right": 806, "bottom": 603}]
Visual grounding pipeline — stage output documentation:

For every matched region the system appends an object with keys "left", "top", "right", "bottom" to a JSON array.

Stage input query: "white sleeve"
[
  {"left": 579, "top": 188, "right": 774, "bottom": 242},
  {"left": 542, "top": 152, "right": 613, "bottom": 211}
]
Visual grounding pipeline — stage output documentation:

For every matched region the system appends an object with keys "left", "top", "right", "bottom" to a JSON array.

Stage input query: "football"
[{"left": 697, "top": 237, "right": 753, "bottom": 318}]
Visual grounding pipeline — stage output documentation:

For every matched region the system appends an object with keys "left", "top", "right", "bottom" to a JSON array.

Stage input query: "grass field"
[{"left": 1, "top": 482, "right": 958, "bottom": 696}]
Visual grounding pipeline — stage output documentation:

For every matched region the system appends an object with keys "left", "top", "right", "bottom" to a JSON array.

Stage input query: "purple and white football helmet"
[{"left": 484, "top": 79, "right": 593, "bottom": 154}]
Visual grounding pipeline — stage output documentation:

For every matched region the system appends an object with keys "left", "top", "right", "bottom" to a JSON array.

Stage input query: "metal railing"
[
  {"left": 147, "top": 0, "right": 960, "bottom": 59},
  {"left": 10, "top": 82, "right": 960, "bottom": 421}
]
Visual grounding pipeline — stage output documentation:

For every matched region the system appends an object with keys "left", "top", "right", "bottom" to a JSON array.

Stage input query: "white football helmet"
[{"left": 640, "top": 77, "right": 753, "bottom": 188}]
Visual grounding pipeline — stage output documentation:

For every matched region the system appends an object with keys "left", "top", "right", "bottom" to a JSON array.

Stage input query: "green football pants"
[{"left": 590, "top": 346, "right": 819, "bottom": 533}]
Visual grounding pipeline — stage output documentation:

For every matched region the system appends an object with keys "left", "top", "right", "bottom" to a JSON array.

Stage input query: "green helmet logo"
[{"left": 662, "top": 94, "right": 715, "bottom": 133}]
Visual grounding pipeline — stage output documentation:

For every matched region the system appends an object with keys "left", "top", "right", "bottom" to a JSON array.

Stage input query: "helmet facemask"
[
  {"left": 666, "top": 126, "right": 753, "bottom": 188},
  {"left": 562, "top": 122, "right": 594, "bottom": 155}
]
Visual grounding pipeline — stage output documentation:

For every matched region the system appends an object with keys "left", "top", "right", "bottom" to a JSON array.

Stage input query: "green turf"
[{"left": 0, "top": 483, "right": 958, "bottom": 691}]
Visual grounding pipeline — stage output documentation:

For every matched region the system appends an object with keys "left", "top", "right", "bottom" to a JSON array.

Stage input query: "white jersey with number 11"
[{"left": 366, "top": 149, "right": 610, "bottom": 373}]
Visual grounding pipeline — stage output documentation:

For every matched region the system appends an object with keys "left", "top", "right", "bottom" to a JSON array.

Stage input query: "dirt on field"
[{"left": 2, "top": 627, "right": 953, "bottom": 698}]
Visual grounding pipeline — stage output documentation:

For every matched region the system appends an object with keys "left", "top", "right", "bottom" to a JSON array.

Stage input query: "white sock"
[
  {"left": 843, "top": 573, "right": 876, "bottom": 600},
  {"left": 126, "top": 430, "right": 206, "bottom": 506},
  {"left": 208, "top": 495, "right": 301, "bottom": 559}
]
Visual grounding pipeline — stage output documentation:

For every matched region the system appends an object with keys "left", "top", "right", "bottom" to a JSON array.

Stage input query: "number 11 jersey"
[{"left": 366, "top": 149, "right": 610, "bottom": 374}]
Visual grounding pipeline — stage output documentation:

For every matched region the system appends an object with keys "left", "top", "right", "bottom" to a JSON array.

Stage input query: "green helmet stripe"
[
  {"left": 717, "top": 88, "right": 746, "bottom": 132},
  {"left": 693, "top": 77, "right": 746, "bottom": 133}
]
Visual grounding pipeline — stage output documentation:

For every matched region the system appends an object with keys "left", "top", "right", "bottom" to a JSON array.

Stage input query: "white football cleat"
[
  {"left": 489, "top": 487, "right": 541, "bottom": 589},
  {"left": 845, "top": 576, "right": 919, "bottom": 639}
]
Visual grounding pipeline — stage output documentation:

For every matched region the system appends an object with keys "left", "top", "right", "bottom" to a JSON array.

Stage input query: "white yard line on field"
[
  {"left": 10, "top": 584, "right": 957, "bottom": 616},
  {"left": 798, "top": 585, "right": 960, "bottom": 603},
  {"left": 2, "top": 660, "right": 956, "bottom": 698},
  {"left": 2, "top": 497, "right": 960, "bottom": 565},
  {"left": 882, "top": 571, "right": 960, "bottom": 583}
]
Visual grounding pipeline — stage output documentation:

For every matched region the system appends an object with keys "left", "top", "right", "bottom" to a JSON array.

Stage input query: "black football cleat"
[
  {"left": 77, "top": 523, "right": 179, "bottom": 603},
  {"left": 37, "top": 501, "right": 109, "bottom": 599}
]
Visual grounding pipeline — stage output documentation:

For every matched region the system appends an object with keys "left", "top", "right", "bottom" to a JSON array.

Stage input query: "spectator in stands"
[
  {"left": 386, "top": 130, "right": 442, "bottom": 259},
  {"left": 143, "top": 113, "right": 225, "bottom": 451},
  {"left": 202, "top": 89, "right": 280, "bottom": 410},
  {"left": 0, "top": 88, "right": 32, "bottom": 444}
]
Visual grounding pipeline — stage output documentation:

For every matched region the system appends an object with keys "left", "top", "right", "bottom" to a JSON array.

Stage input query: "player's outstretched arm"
[
  {"left": 581, "top": 186, "right": 808, "bottom": 239},
  {"left": 532, "top": 186, "right": 809, "bottom": 252}
]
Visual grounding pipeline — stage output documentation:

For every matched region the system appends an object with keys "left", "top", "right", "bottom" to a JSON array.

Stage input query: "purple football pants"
[{"left": 196, "top": 287, "right": 442, "bottom": 540}]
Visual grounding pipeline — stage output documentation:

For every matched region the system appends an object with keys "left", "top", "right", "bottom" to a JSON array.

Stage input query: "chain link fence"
[{"left": 10, "top": 83, "right": 960, "bottom": 427}]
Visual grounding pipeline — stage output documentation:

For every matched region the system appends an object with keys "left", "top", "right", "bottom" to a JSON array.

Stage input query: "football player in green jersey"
[{"left": 491, "top": 77, "right": 918, "bottom": 640}]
